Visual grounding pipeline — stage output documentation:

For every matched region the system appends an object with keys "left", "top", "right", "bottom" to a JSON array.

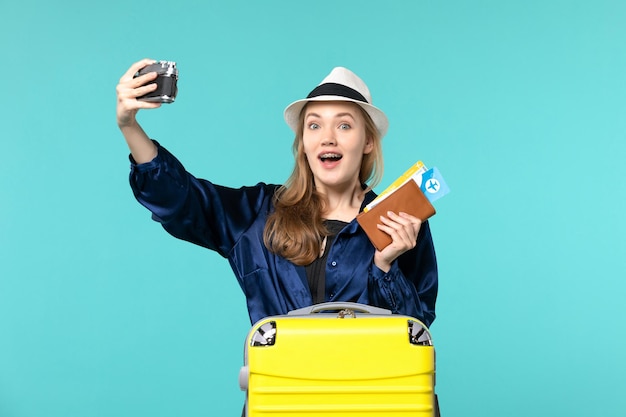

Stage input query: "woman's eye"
[
  {"left": 308, "top": 122, "right": 320, "bottom": 129},
  {"left": 339, "top": 123, "right": 351, "bottom": 130}
]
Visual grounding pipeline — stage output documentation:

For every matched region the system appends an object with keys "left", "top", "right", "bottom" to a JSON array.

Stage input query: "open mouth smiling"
[{"left": 319, "top": 153, "right": 343, "bottom": 162}]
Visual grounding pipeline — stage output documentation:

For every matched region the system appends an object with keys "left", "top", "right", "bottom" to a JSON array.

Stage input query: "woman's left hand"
[{"left": 373, "top": 211, "right": 422, "bottom": 272}]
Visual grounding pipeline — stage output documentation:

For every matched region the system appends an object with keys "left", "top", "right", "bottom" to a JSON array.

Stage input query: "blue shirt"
[{"left": 129, "top": 142, "right": 438, "bottom": 326}]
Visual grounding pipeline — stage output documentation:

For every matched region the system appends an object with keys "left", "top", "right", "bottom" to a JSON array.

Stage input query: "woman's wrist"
[
  {"left": 373, "top": 253, "right": 392, "bottom": 273},
  {"left": 119, "top": 122, "right": 157, "bottom": 164}
]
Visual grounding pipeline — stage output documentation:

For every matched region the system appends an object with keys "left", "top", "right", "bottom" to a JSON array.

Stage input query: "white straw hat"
[{"left": 283, "top": 67, "right": 389, "bottom": 138}]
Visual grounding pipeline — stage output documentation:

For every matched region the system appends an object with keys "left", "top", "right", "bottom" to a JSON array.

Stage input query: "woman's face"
[{"left": 302, "top": 101, "right": 373, "bottom": 193}]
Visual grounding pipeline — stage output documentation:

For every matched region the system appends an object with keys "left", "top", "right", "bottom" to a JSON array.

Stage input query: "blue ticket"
[{"left": 419, "top": 167, "right": 450, "bottom": 203}]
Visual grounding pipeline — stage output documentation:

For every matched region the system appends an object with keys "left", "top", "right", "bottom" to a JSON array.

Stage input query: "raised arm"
[{"left": 115, "top": 58, "right": 160, "bottom": 163}]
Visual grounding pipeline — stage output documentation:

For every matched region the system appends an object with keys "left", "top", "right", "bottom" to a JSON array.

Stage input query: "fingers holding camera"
[
  {"left": 117, "top": 73, "right": 160, "bottom": 104},
  {"left": 118, "top": 58, "right": 157, "bottom": 84},
  {"left": 116, "top": 59, "right": 161, "bottom": 128}
]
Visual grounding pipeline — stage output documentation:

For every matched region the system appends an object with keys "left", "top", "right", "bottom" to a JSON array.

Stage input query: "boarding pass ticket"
[{"left": 364, "top": 161, "right": 450, "bottom": 213}]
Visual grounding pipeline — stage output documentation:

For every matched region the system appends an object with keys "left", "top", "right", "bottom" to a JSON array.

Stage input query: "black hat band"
[{"left": 306, "top": 82, "right": 369, "bottom": 103}]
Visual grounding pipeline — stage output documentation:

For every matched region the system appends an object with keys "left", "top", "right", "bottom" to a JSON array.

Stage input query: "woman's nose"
[{"left": 321, "top": 129, "right": 336, "bottom": 146}]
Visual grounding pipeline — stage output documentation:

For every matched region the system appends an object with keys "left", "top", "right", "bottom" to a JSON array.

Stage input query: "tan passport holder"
[{"left": 357, "top": 180, "right": 436, "bottom": 251}]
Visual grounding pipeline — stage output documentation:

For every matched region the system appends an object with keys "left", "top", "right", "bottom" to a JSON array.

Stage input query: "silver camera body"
[{"left": 136, "top": 60, "right": 178, "bottom": 103}]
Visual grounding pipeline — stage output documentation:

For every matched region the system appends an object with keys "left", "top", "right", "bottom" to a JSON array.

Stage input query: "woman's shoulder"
[
  {"left": 217, "top": 182, "right": 282, "bottom": 207},
  {"left": 230, "top": 182, "right": 282, "bottom": 196}
]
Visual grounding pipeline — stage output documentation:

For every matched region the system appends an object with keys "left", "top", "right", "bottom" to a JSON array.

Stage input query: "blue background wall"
[{"left": 2, "top": 1, "right": 625, "bottom": 416}]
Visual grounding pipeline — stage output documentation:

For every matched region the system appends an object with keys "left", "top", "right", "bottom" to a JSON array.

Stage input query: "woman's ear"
[{"left": 363, "top": 136, "right": 374, "bottom": 154}]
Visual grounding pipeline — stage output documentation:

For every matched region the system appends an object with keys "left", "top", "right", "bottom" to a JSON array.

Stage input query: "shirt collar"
[{"left": 360, "top": 186, "right": 378, "bottom": 212}]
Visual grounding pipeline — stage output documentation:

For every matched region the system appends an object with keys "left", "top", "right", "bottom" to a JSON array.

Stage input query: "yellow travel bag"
[{"left": 239, "top": 302, "right": 437, "bottom": 416}]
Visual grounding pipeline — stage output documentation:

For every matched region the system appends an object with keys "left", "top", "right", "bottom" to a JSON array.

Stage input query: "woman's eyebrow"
[
  {"left": 305, "top": 112, "right": 356, "bottom": 120},
  {"left": 335, "top": 112, "right": 356, "bottom": 120}
]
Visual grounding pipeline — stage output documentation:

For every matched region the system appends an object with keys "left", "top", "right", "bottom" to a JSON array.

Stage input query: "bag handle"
[{"left": 287, "top": 302, "right": 391, "bottom": 316}]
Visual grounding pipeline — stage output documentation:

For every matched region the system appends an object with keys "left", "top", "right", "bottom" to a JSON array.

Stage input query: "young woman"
[{"left": 116, "top": 60, "right": 438, "bottom": 327}]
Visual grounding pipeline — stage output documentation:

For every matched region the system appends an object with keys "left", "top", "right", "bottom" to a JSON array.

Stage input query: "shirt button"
[
  {"left": 329, "top": 293, "right": 335, "bottom": 299},
  {"left": 331, "top": 261, "right": 337, "bottom": 267}
]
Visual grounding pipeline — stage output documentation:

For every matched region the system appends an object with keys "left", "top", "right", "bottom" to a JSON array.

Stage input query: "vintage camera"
[{"left": 135, "top": 60, "right": 178, "bottom": 103}]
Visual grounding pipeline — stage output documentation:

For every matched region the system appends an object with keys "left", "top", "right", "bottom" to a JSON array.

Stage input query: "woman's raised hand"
[
  {"left": 115, "top": 59, "right": 159, "bottom": 163},
  {"left": 116, "top": 58, "right": 161, "bottom": 128}
]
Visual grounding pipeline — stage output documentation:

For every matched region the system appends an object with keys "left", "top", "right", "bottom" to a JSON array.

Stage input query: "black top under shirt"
[{"left": 305, "top": 219, "right": 349, "bottom": 304}]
